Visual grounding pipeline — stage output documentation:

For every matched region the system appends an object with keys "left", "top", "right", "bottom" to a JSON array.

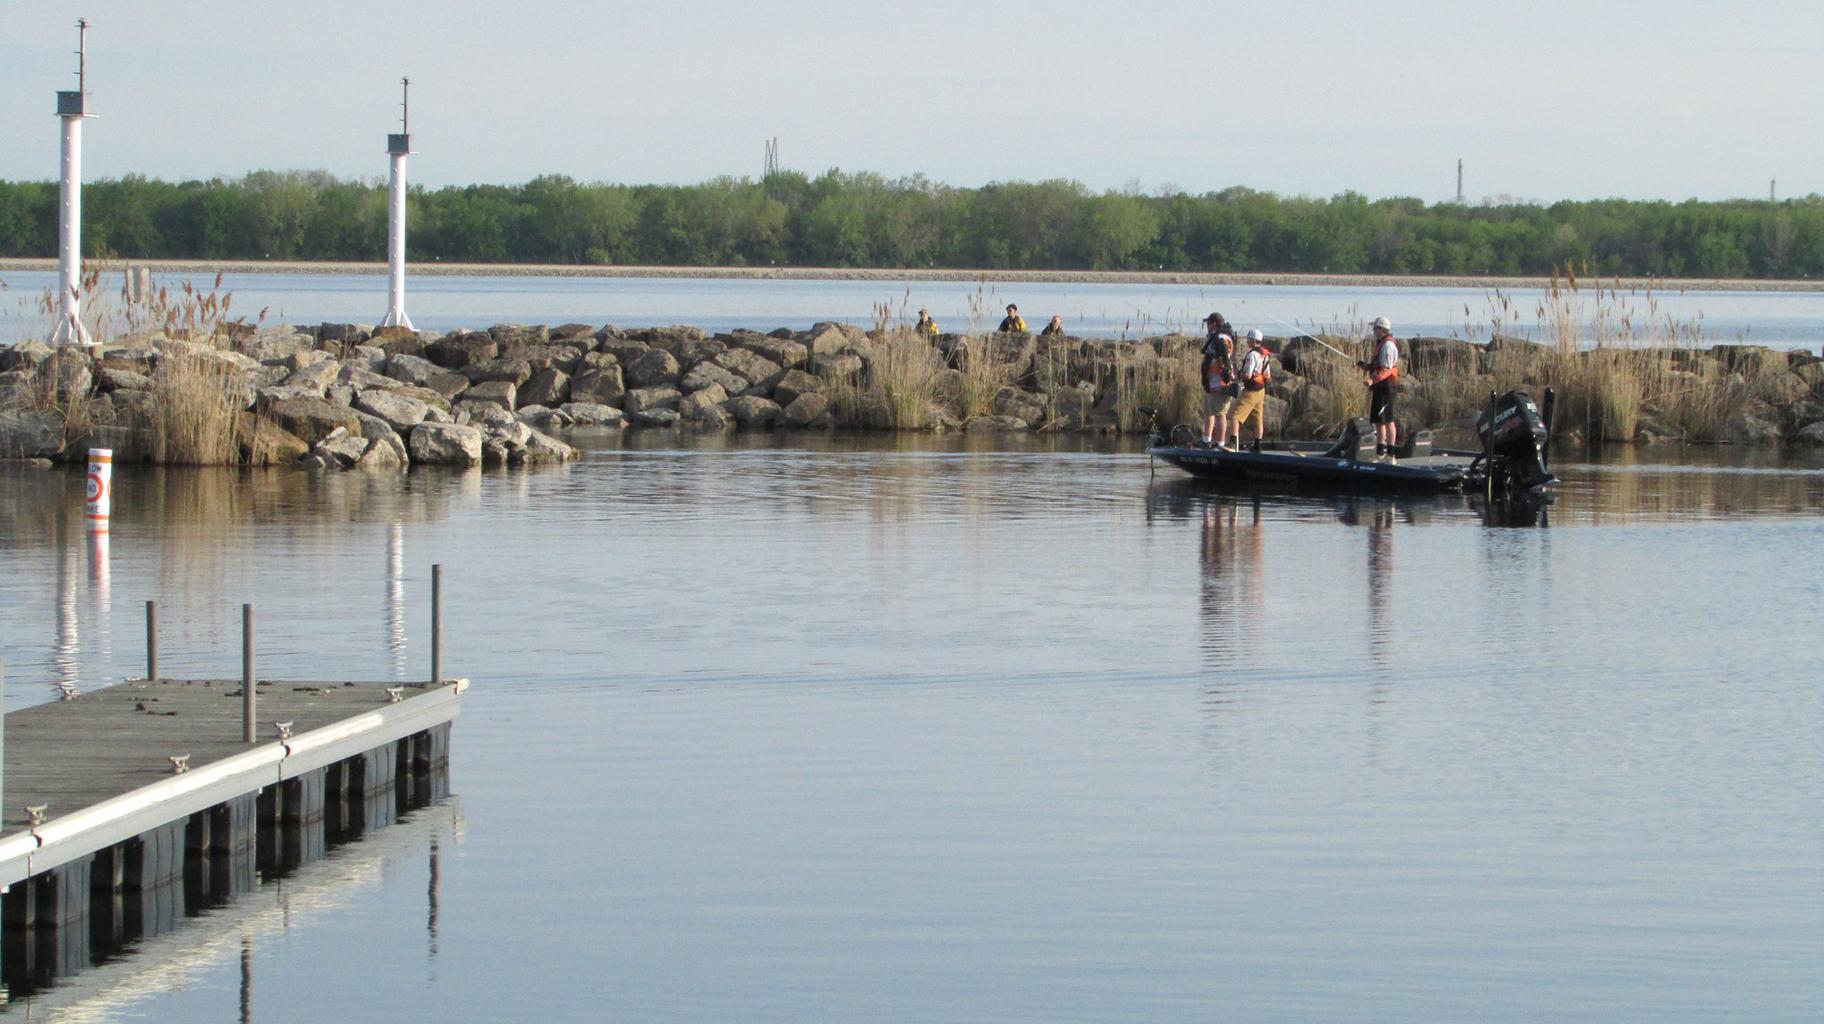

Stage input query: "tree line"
[{"left": 2, "top": 169, "right": 1822, "bottom": 278}]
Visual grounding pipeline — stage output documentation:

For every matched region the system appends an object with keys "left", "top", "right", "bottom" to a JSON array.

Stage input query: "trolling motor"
[{"left": 1476, "top": 388, "right": 1556, "bottom": 494}]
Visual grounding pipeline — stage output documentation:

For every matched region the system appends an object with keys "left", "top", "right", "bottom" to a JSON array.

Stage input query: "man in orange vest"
[
  {"left": 1233, "top": 329, "right": 1272, "bottom": 449},
  {"left": 1362, "top": 316, "right": 1400, "bottom": 455}
]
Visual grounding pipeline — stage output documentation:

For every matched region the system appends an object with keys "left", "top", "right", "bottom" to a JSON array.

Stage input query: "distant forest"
[{"left": 3, "top": 170, "right": 1823, "bottom": 278}]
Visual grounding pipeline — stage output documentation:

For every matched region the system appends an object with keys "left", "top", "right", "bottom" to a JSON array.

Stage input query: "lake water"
[
  {"left": 4, "top": 270, "right": 1824, "bottom": 350},
  {"left": 2, "top": 435, "right": 1822, "bottom": 1022}
]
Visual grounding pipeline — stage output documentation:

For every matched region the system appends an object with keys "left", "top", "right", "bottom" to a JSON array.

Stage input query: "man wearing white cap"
[
  {"left": 1233, "top": 329, "right": 1272, "bottom": 449},
  {"left": 1363, "top": 316, "right": 1400, "bottom": 455}
]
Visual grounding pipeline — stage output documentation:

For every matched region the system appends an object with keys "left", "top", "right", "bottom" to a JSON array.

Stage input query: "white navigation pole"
[
  {"left": 380, "top": 77, "right": 415, "bottom": 329},
  {"left": 50, "top": 18, "right": 96, "bottom": 346}
]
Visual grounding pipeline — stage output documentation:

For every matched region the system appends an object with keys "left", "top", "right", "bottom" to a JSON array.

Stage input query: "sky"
[{"left": 3, "top": 0, "right": 1819, "bottom": 203}]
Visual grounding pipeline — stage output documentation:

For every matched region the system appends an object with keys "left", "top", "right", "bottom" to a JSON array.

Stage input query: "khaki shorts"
[
  {"left": 1203, "top": 391, "right": 1235, "bottom": 417},
  {"left": 1234, "top": 387, "right": 1266, "bottom": 429}
]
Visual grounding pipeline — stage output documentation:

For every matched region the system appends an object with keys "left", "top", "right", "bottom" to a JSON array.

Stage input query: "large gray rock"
[
  {"left": 638, "top": 325, "right": 705, "bottom": 351},
  {"left": 0, "top": 341, "right": 56, "bottom": 372},
  {"left": 521, "top": 428, "right": 579, "bottom": 463},
  {"left": 279, "top": 358, "right": 341, "bottom": 397},
  {"left": 598, "top": 337, "right": 650, "bottom": 363},
  {"left": 97, "top": 367, "right": 154, "bottom": 392},
  {"left": 679, "top": 384, "right": 729, "bottom": 419},
  {"left": 1792, "top": 421, "right": 1824, "bottom": 447},
  {"left": 314, "top": 429, "right": 372, "bottom": 468},
  {"left": 804, "top": 326, "right": 853, "bottom": 358},
  {"left": 357, "top": 428, "right": 408, "bottom": 469},
  {"left": 771, "top": 369, "right": 822, "bottom": 407},
  {"left": 559, "top": 402, "right": 624, "bottom": 426},
  {"left": 350, "top": 344, "right": 389, "bottom": 372},
  {"left": 624, "top": 386, "right": 681, "bottom": 414},
  {"left": 993, "top": 389, "right": 1048, "bottom": 428},
  {"left": 426, "top": 332, "right": 498, "bottom": 370},
  {"left": 0, "top": 409, "right": 65, "bottom": 458},
  {"left": 489, "top": 323, "right": 549, "bottom": 350},
  {"left": 385, "top": 352, "right": 442, "bottom": 386},
  {"left": 576, "top": 350, "right": 619, "bottom": 373},
  {"left": 782, "top": 392, "right": 832, "bottom": 428},
  {"left": 679, "top": 337, "right": 728, "bottom": 366},
  {"left": 239, "top": 328, "right": 317, "bottom": 364},
  {"left": 625, "top": 349, "right": 682, "bottom": 388},
  {"left": 264, "top": 397, "right": 361, "bottom": 445},
  {"left": 464, "top": 356, "right": 534, "bottom": 386},
  {"left": 518, "top": 342, "right": 591, "bottom": 373},
  {"left": 408, "top": 422, "right": 484, "bottom": 466},
  {"left": 628, "top": 407, "right": 681, "bottom": 427},
  {"left": 1724, "top": 412, "right": 1782, "bottom": 444},
  {"left": 550, "top": 323, "right": 597, "bottom": 342},
  {"left": 723, "top": 395, "right": 783, "bottom": 427},
  {"left": 809, "top": 351, "right": 865, "bottom": 379},
  {"left": 518, "top": 367, "right": 570, "bottom": 409},
  {"left": 319, "top": 323, "right": 373, "bottom": 346},
  {"left": 716, "top": 350, "right": 783, "bottom": 395},
  {"left": 681, "top": 361, "right": 747, "bottom": 394},
  {"left": 354, "top": 390, "right": 432, "bottom": 433},
  {"left": 734, "top": 334, "right": 808, "bottom": 370},
  {"left": 682, "top": 403, "right": 733, "bottom": 430},
  {"left": 460, "top": 380, "right": 517, "bottom": 410},
  {"left": 571, "top": 365, "right": 626, "bottom": 406}
]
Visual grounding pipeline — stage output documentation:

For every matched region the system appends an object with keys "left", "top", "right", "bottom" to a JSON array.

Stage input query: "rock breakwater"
[{"left": 3, "top": 320, "right": 1823, "bottom": 465}]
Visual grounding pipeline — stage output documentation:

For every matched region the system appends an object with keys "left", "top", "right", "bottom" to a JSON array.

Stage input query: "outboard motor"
[{"left": 1477, "top": 389, "right": 1555, "bottom": 492}]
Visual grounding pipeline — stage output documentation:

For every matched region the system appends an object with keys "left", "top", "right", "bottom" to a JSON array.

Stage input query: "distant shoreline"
[{"left": 3, "top": 258, "right": 1821, "bottom": 293}]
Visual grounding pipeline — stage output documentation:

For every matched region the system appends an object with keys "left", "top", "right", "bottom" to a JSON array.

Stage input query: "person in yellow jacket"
[
  {"left": 916, "top": 309, "right": 939, "bottom": 337},
  {"left": 997, "top": 304, "right": 1028, "bottom": 333}
]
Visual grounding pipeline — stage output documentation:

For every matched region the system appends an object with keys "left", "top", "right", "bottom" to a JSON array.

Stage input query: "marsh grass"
[{"left": 144, "top": 352, "right": 243, "bottom": 464}]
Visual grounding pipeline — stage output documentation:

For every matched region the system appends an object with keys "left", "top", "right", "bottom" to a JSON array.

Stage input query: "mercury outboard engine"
[{"left": 1476, "top": 389, "right": 1555, "bottom": 493}]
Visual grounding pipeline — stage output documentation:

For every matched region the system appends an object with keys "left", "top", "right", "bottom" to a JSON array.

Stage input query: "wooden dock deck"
[{"left": 1, "top": 676, "right": 463, "bottom": 994}]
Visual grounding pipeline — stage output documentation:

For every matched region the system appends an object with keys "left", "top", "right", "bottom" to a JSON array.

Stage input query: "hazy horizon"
[{"left": 5, "top": 1, "right": 1819, "bottom": 205}]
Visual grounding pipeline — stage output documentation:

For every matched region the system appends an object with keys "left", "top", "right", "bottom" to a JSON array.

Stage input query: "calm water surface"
[
  {"left": 4, "top": 270, "right": 1824, "bottom": 348},
  {"left": 1, "top": 435, "right": 1821, "bottom": 1022}
]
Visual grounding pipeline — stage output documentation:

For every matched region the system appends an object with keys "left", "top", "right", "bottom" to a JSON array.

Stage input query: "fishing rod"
[{"left": 1264, "top": 316, "right": 1362, "bottom": 364}]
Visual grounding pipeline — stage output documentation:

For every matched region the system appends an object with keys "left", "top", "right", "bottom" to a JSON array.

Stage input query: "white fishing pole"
[{"left": 1264, "top": 316, "right": 1360, "bottom": 363}]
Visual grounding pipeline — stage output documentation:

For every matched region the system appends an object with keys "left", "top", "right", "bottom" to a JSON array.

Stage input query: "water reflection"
[
  {"left": 387, "top": 520, "right": 406, "bottom": 678},
  {"left": 2, "top": 801, "right": 458, "bottom": 1022}
]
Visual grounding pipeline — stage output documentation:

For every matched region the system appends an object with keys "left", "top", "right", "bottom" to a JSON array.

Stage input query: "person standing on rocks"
[
  {"left": 1233, "top": 329, "right": 1272, "bottom": 449},
  {"left": 1040, "top": 315, "right": 1065, "bottom": 337},
  {"left": 1200, "top": 312, "right": 1237, "bottom": 447},
  {"left": 1362, "top": 316, "right": 1400, "bottom": 455},
  {"left": 998, "top": 304, "right": 1028, "bottom": 333},
  {"left": 916, "top": 309, "right": 940, "bottom": 337}
]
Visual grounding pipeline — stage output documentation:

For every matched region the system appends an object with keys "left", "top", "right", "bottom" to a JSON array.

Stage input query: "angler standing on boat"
[
  {"left": 1363, "top": 316, "right": 1400, "bottom": 455},
  {"left": 1234, "top": 329, "right": 1272, "bottom": 449},
  {"left": 1201, "top": 312, "right": 1237, "bottom": 448}
]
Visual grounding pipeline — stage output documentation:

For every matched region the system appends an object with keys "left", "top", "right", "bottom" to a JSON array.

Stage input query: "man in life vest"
[
  {"left": 998, "top": 304, "right": 1028, "bottom": 333},
  {"left": 1361, "top": 315, "right": 1400, "bottom": 455},
  {"left": 1039, "top": 314, "right": 1065, "bottom": 337},
  {"left": 1200, "top": 312, "right": 1237, "bottom": 447},
  {"left": 916, "top": 309, "right": 940, "bottom": 337},
  {"left": 1233, "top": 329, "right": 1272, "bottom": 449}
]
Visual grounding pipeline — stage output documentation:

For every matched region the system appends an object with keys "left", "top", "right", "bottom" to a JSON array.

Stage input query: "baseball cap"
[
  {"left": 1246, "top": 328, "right": 1265, "bottom": 342},
  {"left": 1370, "top": 316, "right": 1392, "bottom": 330}
]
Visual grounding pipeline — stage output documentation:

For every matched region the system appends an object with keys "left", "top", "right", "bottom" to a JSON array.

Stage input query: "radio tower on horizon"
[
  {"left": 764, "top": 137, "right": 779, "bottom": 179},
  {"left": 1455, "top": 159, "right": 1464, "bottom": 205}
]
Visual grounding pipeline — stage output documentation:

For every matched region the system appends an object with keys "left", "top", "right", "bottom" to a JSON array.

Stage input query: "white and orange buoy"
[{"left": 84, "top": 447, "right": 113, "bottom": 527}]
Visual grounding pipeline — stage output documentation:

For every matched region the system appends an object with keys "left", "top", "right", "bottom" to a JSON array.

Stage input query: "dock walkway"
[{"left": 1, "top": 677, "right": 463, "bottom": 994}]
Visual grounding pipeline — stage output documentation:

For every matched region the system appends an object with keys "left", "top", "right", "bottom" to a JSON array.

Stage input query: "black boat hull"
[{"left": 1148, "top": 443, "right": 1478, "bottom": 494}]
